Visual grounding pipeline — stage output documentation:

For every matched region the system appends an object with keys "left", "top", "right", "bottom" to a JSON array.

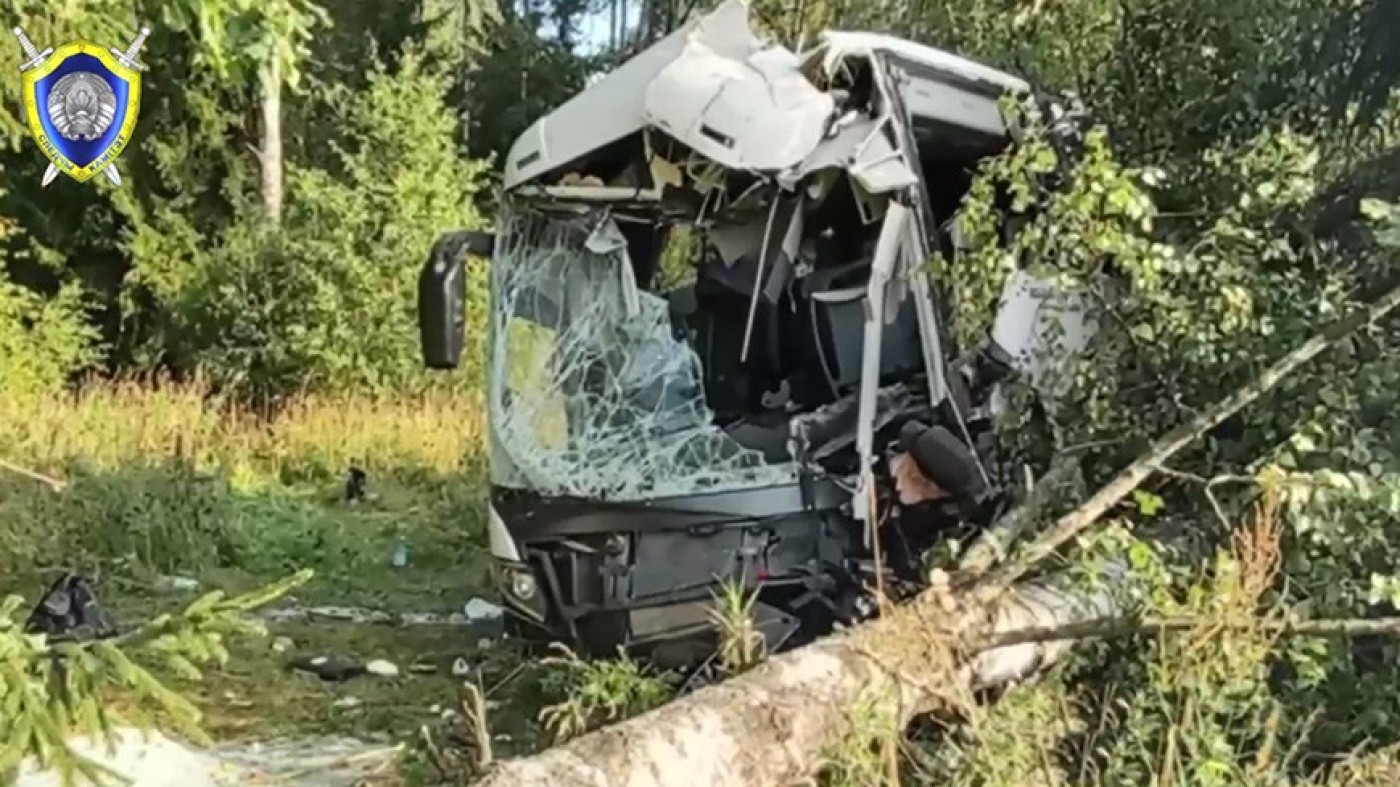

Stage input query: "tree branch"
[
  {"left": 0, "top": 459, "right": 66, "bottom": 492},
  {"left": 957, "top": 456, "right": 1081, "bottom": 575},
  {"left": 985, "top": 614, "right": 1400, "bottom": 650},
  {"left": 975, "top": 279, "right": 1400, "bottom": 594},
  {"left": 1151, "top": 464, "right": 1256, "bottom": 530}
]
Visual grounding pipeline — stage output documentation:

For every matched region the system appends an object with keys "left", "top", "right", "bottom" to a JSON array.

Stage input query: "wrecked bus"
[{"left": 418, "top": 0, "right": 1096, "bottom": 666}]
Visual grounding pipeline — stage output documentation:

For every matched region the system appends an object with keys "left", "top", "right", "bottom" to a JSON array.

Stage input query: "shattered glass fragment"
[{"left": 488, "top": 204, "right": 797, "bottom": 500}]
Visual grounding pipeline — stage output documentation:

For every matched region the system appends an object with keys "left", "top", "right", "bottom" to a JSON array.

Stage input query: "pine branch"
[
  {"left": 0, "top": 569, "right": 313, "bottom": 787},
  {"left": 98, "top": 568, "right": 315, "bottom": 653}
]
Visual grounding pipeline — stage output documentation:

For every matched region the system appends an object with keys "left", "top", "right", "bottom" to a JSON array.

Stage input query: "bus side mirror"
[{"left": 418, "top": 230, "right": 494, "bottom": 370}]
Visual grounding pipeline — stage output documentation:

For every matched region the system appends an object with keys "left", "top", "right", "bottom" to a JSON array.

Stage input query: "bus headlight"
[{"left": 510, "top": 570, "right": 538, "bottom": 601}]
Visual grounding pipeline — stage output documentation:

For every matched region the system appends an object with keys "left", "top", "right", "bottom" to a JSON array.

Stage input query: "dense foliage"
[
  {"left": 0, "top": 0, "right": 502, "bottom": 401},
  {"left": 753, "top": 0, "right": 1400, "bottom": 784}
]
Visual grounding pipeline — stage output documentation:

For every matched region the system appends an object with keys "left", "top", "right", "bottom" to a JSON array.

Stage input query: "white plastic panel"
[
  {"left": 643, "top": 41, "right": 835, "bottom": 172},
  {"left": 503, "top": 0, "right": 760, "bottom": 188},
  {"left": 812, "top": 31, "right": 1030, "bottom": 96},
  {"left": 899, "top": 75, "right": 1009, "bottom": 138},
  {"left": 991, "top": 269, "right": 1099, "bottom": 403}
]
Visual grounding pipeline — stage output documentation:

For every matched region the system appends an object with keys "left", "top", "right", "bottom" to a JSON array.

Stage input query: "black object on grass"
[
  {"left": 345, "top": 466, "right": 367, "bottom": 503},
  {"left": 24, "top": 573, "right": 117, "bottom": 643}
]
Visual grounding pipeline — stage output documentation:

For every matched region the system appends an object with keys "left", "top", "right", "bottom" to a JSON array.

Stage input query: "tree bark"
[
  {"left": 474, "top": 568, "right": 1121, "bottom": 787},
  {"left": 260, "top": 55, "right": 283, "bottom": 225}
]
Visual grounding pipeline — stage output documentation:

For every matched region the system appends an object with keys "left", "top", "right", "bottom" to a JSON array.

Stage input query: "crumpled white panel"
[{"left": 643, "top": 38, "right": 835, "bottom": 173}]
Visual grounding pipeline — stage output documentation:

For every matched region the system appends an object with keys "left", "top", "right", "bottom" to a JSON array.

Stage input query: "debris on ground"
[
  {"left": 365, "top": 659, "right": 398, "bottom": 677},
  {"left": 222, "top": 691, "right": 255, "bottom": 709},
  {"left": 409, "top": 660, "right": 438, "bottom": 674},
  {"left": 463, "top": 598, "right": 504, "bottom": 622},
  {"left": 305, "top": 606, "right": 397, "bottom": 625},
  {"left": 262, "top": 605, "right": 495, "bottom": 627},
  {"left": 401, "top": 611, "right": 470, "bottom": 626},
  {"left": 153, "top": 575, "right": 202, "bottom": 593},
  {"left": 430, "top": 704, "right": 461, "bottom": 721},
  {"left": 23, "top": 573, "right": 116, "bottom": 643},
  {"left": 344, "top": 466, "right": 368, "bottom": 503},
  {"left": 289, "top": 655, "right": 400, "bottom": 682}
]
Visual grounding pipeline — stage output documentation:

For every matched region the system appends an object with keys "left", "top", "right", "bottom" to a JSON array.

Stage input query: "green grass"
[
  {"left": 0, "top": 378, "right": 543, "bottom": 783},
  {"left": 0, "top": 377, "right": 489, "bottom": 594}
]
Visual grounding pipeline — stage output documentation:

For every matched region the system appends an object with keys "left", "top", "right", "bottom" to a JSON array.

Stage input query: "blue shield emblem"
[{"left": 14, "top": 29, "right": 148, "bottom": 186}]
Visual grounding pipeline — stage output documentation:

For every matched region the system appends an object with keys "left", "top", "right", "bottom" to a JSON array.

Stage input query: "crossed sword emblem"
[{"left": 11, "top": 25, "right": 150, "bottom": 187}]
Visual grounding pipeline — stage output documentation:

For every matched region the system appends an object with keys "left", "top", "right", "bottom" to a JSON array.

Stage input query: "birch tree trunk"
[
  {"left": 260, "top": 55, "right": 283, "bottom": 225},
  {"left": 474, "top": 570, "right": 1120, "bottom": 787}
]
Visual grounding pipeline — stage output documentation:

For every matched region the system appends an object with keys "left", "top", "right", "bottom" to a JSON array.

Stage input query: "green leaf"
[
  {"left": 1359, "top": 198, "right": 1392, "bottom": 221},
  {"left": 1128, "top": 541, "right": 1155, "bottom": 571},
  {"left": 1130, "top": 323, "right": 1156, "bottom": 342},
  {"left": 1133, "top": 490, "right": 1165, "bottom": 517}
]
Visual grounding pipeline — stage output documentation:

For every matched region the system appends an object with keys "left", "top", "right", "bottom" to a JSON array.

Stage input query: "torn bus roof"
[
  {"left": 502, "top": 0, "right": 1029, "bottom": 192},
  {"left": 806, "top": 31, "right": 1030, "bottom": 96}
]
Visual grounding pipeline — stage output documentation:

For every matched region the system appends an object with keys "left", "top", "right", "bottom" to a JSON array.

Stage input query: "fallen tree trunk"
[
  {"left": 476, "top": 283, "right": 1400, "bottom": 787},
  {"left": 475, "top": 565, "right": 1122, "bottom": 787}
]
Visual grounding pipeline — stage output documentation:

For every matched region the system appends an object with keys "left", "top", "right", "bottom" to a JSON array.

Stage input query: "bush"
[
  {"left": 144, "top": 49, "right": 489, "bottom": 401},
  {"left": 0, "top": 276, "right": 101, "bottom": 392}
]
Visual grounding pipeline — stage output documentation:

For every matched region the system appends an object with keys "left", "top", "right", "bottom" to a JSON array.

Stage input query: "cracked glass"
[{"left": 487, "top": 203, "right": 797, "bottom": 500}]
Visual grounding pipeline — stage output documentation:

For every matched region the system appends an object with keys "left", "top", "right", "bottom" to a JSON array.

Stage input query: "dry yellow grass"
[{"left": 0, "top": 375, "right": 487, "bottom": 483}]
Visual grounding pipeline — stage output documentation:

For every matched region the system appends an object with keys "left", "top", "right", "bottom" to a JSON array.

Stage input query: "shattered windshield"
[{"left": 487, "top": 204, "right": 797, "bottom": 500}]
